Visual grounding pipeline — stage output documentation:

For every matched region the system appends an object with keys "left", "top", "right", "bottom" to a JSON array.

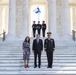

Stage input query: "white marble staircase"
[{"left": 0, "top": 39, "right": 76, "bottom": 75}]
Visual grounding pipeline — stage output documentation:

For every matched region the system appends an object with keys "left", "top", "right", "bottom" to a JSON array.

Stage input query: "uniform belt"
[{"left": 25, "top": 47, "right": 29, "bottom": 48}]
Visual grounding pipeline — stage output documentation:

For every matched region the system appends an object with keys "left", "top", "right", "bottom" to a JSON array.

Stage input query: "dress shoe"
[
  {"left": 47, "top": 66, "right": 50, "bottom": 68},
  {"left": 34, "top": 65, "right": 37, "bottom": 68},
  {"left": 27, "top": 65, "right": 29, "bottom": 68},
  {"left": 38, "top": 66, "right": 41, "bottom": 68},
  {"left": 24, "top": 65, "right": 27, "bottom": 68},
  {"left": 49, "top": 66, "right": 52, "bottom": 68}
]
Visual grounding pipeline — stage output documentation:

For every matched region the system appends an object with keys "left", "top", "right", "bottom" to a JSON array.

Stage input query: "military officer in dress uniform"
[
  {"left": 42, "top": 21, "right": 46, "bottom": 37},
  {"left": 44, "top": 32, "right": 55, "bottom": 68},
  {"left": 32, "top": 21, "right": 37, "bottom": 37},
  {"left": 36, "top": 21, "right": 42, "bottom": 35}
]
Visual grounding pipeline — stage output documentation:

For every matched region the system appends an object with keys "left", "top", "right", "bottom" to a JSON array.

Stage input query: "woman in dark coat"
[{"left": 22, "top": 36, "right": 30, "bottom": 68}]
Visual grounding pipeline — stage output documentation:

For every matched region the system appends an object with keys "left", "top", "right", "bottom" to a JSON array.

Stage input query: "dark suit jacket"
[{"left": 32, "top": 39, "right": 43, "bottom": 52}]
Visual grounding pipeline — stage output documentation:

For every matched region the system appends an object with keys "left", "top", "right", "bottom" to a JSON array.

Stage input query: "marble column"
[
  {"left": 16, "top": 0, "right": 22, "bottom": 38},
  {"left": 6, "top": 0, "right": 16, "bottom": 40},
  {"left": 62, "top": 0, "right": 71, "bottom": 40},
  {"left": 5, "top": 6, "right": 9, "bottom": 35},
  {"left": 2, "top": 7, "right": 6, "bottom": 33},
  {"left": 70, "top": 7, "right": 73, "bottom": 31},
  {"left": 56, "top": 0, "right": 63, "bottom": 37},
  {"left": 22, "top": 0, "right": 29, "bottom": 39},
  {"left": 0, "top": 7, "right": 2, "bottom": 33},
  {"left": 48, "top": 0, "right": 58, "bottom": 39},
  {"left": 72, "top": 8, "right": 76, "bottom": 31}
]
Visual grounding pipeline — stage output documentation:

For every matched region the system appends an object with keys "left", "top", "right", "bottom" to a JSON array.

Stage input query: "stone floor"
[{"left": 0, "top": 40, "right": 76, "bottom": 75}]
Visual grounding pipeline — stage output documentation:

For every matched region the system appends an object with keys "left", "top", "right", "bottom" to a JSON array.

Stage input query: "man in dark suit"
[
  {"left": 32, "top": 34, "right": 43, "bottom": 68},
  {"left": 32, "top": 21, "right": 37, "bottom": 37},
  {"left": 44, "top": 32, "right": 55, "bottom": 68},
  {"left": 36, "top": 21, "right": 42, "bottom": 35},
  {"left": 42, "top": 21, "right": 46, "bottom": 37}
]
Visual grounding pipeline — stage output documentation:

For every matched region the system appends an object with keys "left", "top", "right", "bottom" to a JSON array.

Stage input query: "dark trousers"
[
  {"left": 37, "top": 29, "right": 41, "bottom": 35},
  {"left": 34, "top": 51, "right": 41, "bottom": 67},
  {"left": 33, "top": 29, "right": 36, "bottom": 37},
  {"left": 46, "top": 51, "right": 53, "bottom": 67},
  {"left": 42, "top": 29, "right": 45, "bottom": 37}
]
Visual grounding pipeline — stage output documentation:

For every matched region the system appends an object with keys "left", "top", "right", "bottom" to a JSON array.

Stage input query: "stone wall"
[{"left": 72, "top": 8, "right": 76, "bottom": 31}]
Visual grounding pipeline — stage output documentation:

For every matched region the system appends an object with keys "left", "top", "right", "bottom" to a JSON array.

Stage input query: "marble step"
[
  {"left": 0, "top": 66, "right": 76, "bottom": 71},
  {"left": 0, "top": 55, "right": 76, "bottom": 58},
  {"left": 0, "top": 52, "right": 74, "bottom": 55},
  {"left": 0, "top": 41, "right": 76, "bottom": 74},
  {"left": 0, "top": 60, "right": 58, "bottom": 63},
  {"left": 0, "top": 49, "right": 75, "bottom": 51},
  {"left": 0, "top": 52, "right": 75, "bottom": 55},
  {"left": 0, "top": 62, "right": 76, "bottom": 67},
  {"left": 1, "top": 57, "right": 76, "bottom": 60},
  {"left": 0, "top": 70, "right": 76, "bottom": 75},
  {"left": 0, "top": 54, "right": 76, "bottom": 57},
  {"left": 1, "top": 60, "right": 76, "bottom": 63},
  {"left": 0, "top": 51, "right": 75, "bottom": 53}
]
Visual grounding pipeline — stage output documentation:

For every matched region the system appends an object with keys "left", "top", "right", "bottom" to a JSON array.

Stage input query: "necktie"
[{"left": 37, "top": 39, "right": 39, "bottom": 44}]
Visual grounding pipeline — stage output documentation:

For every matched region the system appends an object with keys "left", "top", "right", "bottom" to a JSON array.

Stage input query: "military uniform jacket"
[
  {"left": 32, "top": 24, "right": 36, "bottom": 30},
  {"left": 42, "top": 24, "right": 46, "bottom": 30},
  {"left": 44, "top": 38, "right": 55, "bottom": 52},
  {"left": 36, "top": 24, "right": 42, "bottom": 30}
]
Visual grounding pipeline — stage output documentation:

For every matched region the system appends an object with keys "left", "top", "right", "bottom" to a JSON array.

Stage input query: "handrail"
[
  {"left": 0, "top": 30, "right": 6, "bottom": 41},
  {"left": 0, "top": 33, "right": 3, "bottom": 36},
  {"left": 72, "top": 30, "right": 76, "bottom": 41}
]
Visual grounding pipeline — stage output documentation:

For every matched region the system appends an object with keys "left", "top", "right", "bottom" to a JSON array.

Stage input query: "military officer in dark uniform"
[
  {"left": 32, "top": 21, "right": 37, "bottom": 37},
  {"left": 36, "top": 21, "right": 42, "bottom": 35},
  {"left": 44, "top": 32, "right": 55, "bottom": 68},
  {"left": 42, "top": 21, "right": 46, "bottom": 37}
]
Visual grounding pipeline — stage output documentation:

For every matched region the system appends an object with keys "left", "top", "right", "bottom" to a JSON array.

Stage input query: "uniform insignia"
[{"left": 51, "top": 39, "right": 53, "bottom": 43}]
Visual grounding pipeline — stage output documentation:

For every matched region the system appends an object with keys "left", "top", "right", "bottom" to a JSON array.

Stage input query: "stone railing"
[
  {"left": 0, "top": 30, "right": 6, "bottom": 41},
  {"left": 72, "top": 30, "right": 76, "bottom": 41}
]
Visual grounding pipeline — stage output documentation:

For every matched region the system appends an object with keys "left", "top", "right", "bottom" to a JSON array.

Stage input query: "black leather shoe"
[
  {"left": 47, "top": 66, "right": 50, "bottom": 68},
  {"left": 34, "top": 66, "right": 37, "bottom": 68},
  {"left": 38, "top": 66, "right": 41, "bottom": 68},
  {"left": 49, "top": 66, "right": 52, "bottom": 68}
]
